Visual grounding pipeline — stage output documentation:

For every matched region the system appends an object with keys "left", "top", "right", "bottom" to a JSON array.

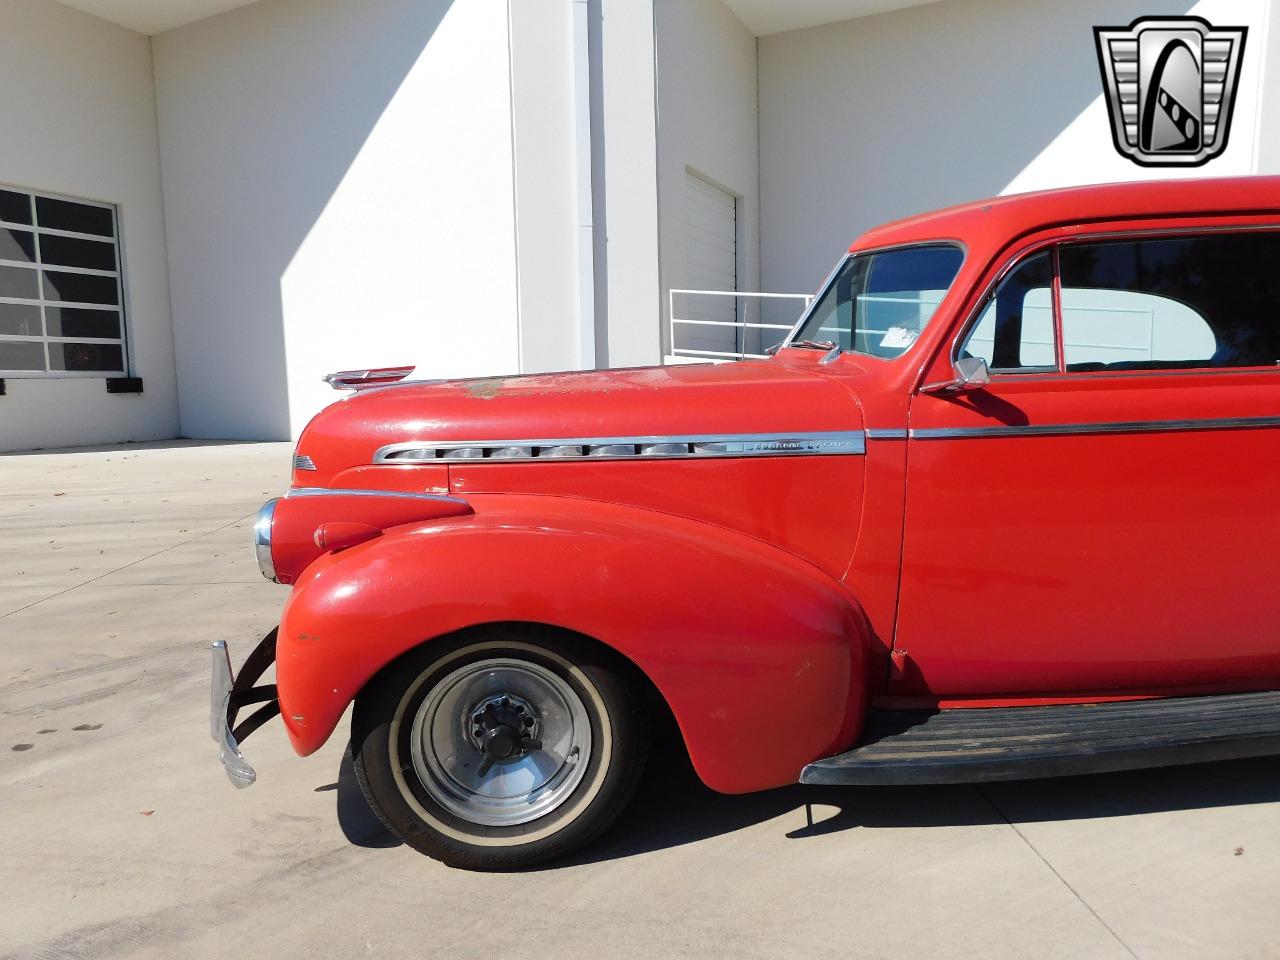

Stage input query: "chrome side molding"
[
  {"left": 911, "top": 415, "right": 1280, "bottom": 440},
  {"left": 865, "top": 429, "right": 909, "bottom": 441},
  {"left": 285, "top": 487, "right": 471, "bottom": 504},
  {"left": 373, "top": 432, "right": 866, "bottom": 464}
]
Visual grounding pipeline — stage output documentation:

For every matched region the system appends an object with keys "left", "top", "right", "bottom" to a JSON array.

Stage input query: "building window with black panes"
[{"left": 0, "top": 186, "right": 128, "bottom": 377}]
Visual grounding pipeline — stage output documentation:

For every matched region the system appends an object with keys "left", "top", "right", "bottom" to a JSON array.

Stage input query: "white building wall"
[
  {"left": 653, "top": 0, "right": 760, "bottom": 355},
  {"left": 0, "top": 0, "right": 177, "bottom": 452},
  {"left": 153, "top": 0, "right": 521, "bottom": 440},
  {"left": 758, "top": 0, "right": 1272, "bottom": 295},
  {"left": 508, "top": 0, "right": 589, "bottom": 374},
  {"left": 597, "top": 0, "right": 663, "bottom": 368},
  {"left": 1259, "top": 1, "right": 1280, "bottom": 172}
]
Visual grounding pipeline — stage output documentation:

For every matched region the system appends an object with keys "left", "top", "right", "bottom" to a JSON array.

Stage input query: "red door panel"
[{"left": 895, "top": 371, "right": 1280, "bottom": 697}]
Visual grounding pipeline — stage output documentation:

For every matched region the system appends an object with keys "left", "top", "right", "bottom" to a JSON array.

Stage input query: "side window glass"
[
  {"left": 1059, "top": 287, "right": 1213, "bottom": 370},
  {"left": 960, "top": 251, "right": 1054, "bottom": 371},
  {"left": 1059, "top": 234, "right": 1280, "bottom": 371}
]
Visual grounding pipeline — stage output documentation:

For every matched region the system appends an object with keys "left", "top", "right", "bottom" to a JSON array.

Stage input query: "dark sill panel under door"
[{"left": 800, "top": 690, "right": 1280, "bottom": 784}]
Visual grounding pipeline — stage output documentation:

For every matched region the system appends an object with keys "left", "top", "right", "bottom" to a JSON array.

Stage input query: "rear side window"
[{"left": 1059, "top": 234, "right": 1280, "bottom": 371}]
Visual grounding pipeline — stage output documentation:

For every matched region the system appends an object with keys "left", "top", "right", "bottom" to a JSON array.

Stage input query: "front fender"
[{"left": 276, "top": 494, "right": 869, "bottom": 793}]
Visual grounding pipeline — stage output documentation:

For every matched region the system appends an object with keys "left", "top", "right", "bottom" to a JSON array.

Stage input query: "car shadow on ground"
[
  {"left": 330, "top": 746, "right": 402, "bottom": 849},
  {"left": 330, "top": 724, "right": 1280, "bottom": 866}
]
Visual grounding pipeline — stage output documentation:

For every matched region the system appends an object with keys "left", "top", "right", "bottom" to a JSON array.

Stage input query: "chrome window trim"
[
  {"left": 285, "top": 486, "right": 470, "bottom": 504},
  {"left": 372, "top": 431, "right": 866, "bottom": 464},
  {"left": 946, "top": 221, "right": 1280, "bottom": 377},
  {"left": 910, "top": 415, "right": 1280, "bottom": 441}
]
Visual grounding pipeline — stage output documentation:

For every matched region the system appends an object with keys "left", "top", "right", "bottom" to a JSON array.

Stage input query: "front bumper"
[{"left": 209, "top": 628, "right": 281, "bottom": 788}]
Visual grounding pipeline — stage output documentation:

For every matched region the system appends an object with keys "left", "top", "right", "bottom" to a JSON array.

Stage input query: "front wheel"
[{"left": 351, "top": 628, "right": 649, "bottom": 869}]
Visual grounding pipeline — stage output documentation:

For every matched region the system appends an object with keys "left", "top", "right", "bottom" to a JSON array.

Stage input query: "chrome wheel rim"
[{"left": 409, "top": 657, "right": 593, "bottom": 827}]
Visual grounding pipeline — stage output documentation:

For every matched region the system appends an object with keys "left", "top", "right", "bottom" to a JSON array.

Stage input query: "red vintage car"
[{"left": 211, "top": 176, "right": 1280, "bottom": 869}]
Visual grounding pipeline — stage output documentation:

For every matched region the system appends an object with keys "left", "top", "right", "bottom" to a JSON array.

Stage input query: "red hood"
[{"left": 295, "top": 360, "right": 863, "bottom": 484}]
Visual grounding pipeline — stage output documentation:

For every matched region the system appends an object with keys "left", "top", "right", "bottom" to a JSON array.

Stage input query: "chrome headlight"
[{"left": 253, "top": 498, "right": 279, "bottom": 582}]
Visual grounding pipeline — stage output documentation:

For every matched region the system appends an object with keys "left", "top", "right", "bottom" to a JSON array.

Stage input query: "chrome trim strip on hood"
[{"left": 373, "top": 431, "right": 866, "bottom": 464}]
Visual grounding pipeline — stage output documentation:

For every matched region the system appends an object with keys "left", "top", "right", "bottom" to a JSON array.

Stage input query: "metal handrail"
[{"left": 667, "top": 289, "right": 814, "bottom": 362}]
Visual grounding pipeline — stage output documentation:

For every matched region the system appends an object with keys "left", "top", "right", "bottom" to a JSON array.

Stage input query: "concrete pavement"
[{"left": 0, "top": 441, "right": 1276, "bottom": 960}]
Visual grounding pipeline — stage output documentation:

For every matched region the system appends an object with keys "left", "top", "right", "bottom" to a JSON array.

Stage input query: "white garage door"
[{"left": 680, "top": 172, "right": 738, "bottom": 355}]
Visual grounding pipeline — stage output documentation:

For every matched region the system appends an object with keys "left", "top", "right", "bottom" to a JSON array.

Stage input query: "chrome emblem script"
[{"left": 1094, "top": 17, "right": 1246, "bottom": 167}]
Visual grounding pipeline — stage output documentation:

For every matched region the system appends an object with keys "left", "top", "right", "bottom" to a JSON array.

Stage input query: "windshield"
[{"left": 790, "top": 244, "right": 964, "bottom": 358}]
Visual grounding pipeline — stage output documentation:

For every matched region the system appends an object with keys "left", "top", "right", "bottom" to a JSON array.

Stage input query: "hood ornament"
[{"left": 323, "top": 366, "right": 416, "bottom": 391}]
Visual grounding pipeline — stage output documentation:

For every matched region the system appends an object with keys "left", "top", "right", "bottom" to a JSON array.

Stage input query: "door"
[
  {"left": 894, "top": 227, "right": 1280, "bottom": 697},
  {"left": 679, "top": 171, "right": 738, "bottom": 357}
]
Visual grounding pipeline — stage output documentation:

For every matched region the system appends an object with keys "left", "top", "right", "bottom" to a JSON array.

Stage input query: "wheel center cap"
[
  {"left": 469, "top": 693, "right": 541, "bottom": 767},
  {"left": 483, "top": 724, "right": 521, "bottom": 760}
]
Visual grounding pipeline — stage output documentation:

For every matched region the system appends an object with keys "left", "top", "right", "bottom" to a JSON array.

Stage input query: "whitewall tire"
[{"left": 352, "top": 627, "right": 650, "bottom": 870}]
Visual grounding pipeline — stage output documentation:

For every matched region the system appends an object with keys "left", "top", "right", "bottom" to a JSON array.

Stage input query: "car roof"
[{"left": 850, "top": 176, "right": 1280, "bottom": 252}]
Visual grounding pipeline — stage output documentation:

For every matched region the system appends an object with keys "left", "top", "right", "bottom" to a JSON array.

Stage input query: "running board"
[{"left": 800, "top": 690, "right": 1280, "bottom": 785}]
